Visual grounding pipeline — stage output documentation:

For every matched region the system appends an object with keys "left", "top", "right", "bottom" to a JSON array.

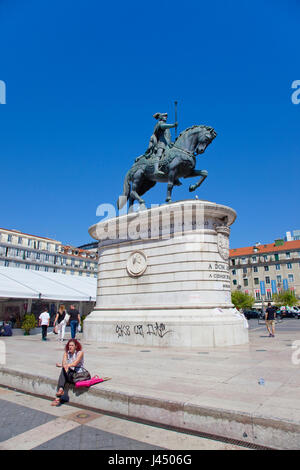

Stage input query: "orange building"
[{"left": 229, "top": 239, "right": 300, "bottom": 305}]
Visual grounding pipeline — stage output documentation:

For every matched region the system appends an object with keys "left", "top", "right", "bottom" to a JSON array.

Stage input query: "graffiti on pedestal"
[{"left": 115, "top": 322, "right": 172, "bottom": 339}]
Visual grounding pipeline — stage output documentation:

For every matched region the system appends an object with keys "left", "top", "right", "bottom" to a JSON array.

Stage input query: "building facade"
[
  {"left": 229, "top": 239, "right": 300, "bottom": 305},
  {"left": 285, "top": 230, "right": 300, "bottom": 241},
  {"left": 0, "top": 228, "right": 98, "bottom": 277}
]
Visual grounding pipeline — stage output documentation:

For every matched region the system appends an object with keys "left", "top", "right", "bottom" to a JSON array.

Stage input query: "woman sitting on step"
[{"left": 51, "top": 339, "right": 85, "bottom": 406}]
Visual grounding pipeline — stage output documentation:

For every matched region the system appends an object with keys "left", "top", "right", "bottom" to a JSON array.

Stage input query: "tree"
[
  {"left": 272, "top": 290, "right": 298, "bottom": 307},
  {"left": 231, "top": 291, "right": 255, "bottom": 311}
]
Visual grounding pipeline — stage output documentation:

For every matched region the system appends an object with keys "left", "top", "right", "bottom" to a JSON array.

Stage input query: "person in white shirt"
[{"left": 39, "top": 309, "right": 50, "bottom": 341}]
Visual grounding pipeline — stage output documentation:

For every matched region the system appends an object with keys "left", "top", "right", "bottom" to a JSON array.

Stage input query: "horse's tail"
[{"left": 117, "top": 170, "right": 131, "bottom": 210}]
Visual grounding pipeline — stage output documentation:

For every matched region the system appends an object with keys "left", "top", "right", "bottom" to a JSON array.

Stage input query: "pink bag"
[{"left": 75, "top": 375, "right": 111, "bottom": 388}]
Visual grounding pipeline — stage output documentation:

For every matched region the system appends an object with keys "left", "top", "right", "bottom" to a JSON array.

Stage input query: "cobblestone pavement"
[{"left": 0, "top": 387, "right": 245, "bottom": 450}]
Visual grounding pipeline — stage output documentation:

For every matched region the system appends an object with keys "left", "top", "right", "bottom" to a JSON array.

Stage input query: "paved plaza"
[
  {"left": 0, "top": 388, "right": 244, "bottom": 450},
  {"left": 1, "top": 319, "right": 300, "bottom": 449}
]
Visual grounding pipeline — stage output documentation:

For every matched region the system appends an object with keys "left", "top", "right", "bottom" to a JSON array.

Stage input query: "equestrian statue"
[{"left": 117, "top": 111, "right": 217, "bottom": 211}]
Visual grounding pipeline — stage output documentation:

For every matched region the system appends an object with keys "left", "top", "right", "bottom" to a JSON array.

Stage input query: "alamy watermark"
[
  {"left": 94, "top": 202, "right": 210, "bottom": 244},
  {"left": 0, "top": 80, "right": 6, "bottom": 104},
  {"left": 291, "top": 340, "right": 300, "bottom": 365},
  {"left": 291, "top": 80, "right": 300, "bottom": 105},
  {"left": 0, "top": 340, "right": 6, "bottom": 365}
]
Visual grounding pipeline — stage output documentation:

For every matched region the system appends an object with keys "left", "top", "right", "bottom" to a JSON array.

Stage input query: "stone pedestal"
[{"left": 84, "top": 200, "right": 249, "bottom": 347}]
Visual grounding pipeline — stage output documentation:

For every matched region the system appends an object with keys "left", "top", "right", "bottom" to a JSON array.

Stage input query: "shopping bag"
[{"left": 75, "top": 376, "right": 111, "bottom": 388}]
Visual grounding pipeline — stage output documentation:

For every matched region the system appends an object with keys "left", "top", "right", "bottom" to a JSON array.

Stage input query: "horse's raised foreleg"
[{"left": 187, "top": 169, "right": 208, "bottom": 192}]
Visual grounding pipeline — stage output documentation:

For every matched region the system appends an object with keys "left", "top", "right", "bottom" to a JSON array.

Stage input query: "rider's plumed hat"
[{"left": 153, "top": 112, "right": 168, "bottom": 120}]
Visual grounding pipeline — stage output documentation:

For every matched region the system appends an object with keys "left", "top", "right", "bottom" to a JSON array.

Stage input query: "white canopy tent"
[{"left": 0, "top": 266, "right": 97, "bottom": 302}]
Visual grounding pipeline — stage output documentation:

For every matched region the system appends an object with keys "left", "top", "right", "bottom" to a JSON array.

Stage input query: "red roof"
[
  {"left": 230, "top": 239, "right": 300, "bottom": 257},
  {"left": 60, "top": 245, "right": 97, "bottom": 258}
]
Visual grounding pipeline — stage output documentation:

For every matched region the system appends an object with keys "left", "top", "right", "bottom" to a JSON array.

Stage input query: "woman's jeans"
[
  {"left": 57, "top": 321, "right": 66, "bottom": 340},
  {"left": 57, "top": 368, "right": 74, "bottom": 391},
  {"left": 70, "top": 320, "right": 78, "bottom": 339}
]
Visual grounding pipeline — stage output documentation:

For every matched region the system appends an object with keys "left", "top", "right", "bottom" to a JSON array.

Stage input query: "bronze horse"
[{"left": 117, "top": 125, "right": 217, "bottom": 211}]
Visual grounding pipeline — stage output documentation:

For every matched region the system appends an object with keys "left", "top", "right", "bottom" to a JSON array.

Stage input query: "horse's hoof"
[
  {"left": 189, "top": 185, "right": 196, "bottom": 192},
  {"left": 165, "top": 198, "right": 172, "bottom": 203},
  {"left": 138, "top": 203, "right": 147, "bottom": 211}
]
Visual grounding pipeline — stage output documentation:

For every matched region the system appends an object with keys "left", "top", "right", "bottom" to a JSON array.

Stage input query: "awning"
[{"left": 0, "top": 266, "right": 97, "bottom": 301}]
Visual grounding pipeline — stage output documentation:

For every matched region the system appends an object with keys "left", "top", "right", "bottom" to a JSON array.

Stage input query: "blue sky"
[{"left": 0, "top": 0, "right": 299, "bottom": 248}]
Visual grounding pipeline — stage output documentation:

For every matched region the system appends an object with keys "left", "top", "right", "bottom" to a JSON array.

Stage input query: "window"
[
  {"left": 264, "top": 266, "right": 269, "bottom": 271},
  {"left": 4, "top": 260, "right": 9, "bottom": 267},
  {"left": 287, "top": 263, "right": 292, "bottom": 269},
  {"left": 232, "top": 269, "right": 236, "bottom": 275},
  {"left": 44, "top": 266, "right": 49, "bottom": 272},
  {"left": 274, "top": 253, "right": 279, "bottom": 261},
  {"left": 241, "top": 257, "right": 246, "bottom": 264},
  {"left": 27, "top": 239, "right": 32, "bottom": 247},
  {"left": 243, "top": 267, "right": 247, "bottom": 274},
  {"left": 231, "top": 259, "right": 235, "bottom": 266},
  {"left": 253, "top": 266, "right": 258, "bottom": 273},
  {"left": 265, "top": 276, "right": 270, "bottom": 284},
  {"left": 277, "top": 275, "right": 282, "bottom": 283},
  {"left": 18, "top": 236, "right": 22, "bottom": 244},
  {"left": 263, "top": 255, "right": 268, "bottom": 262},
  {"left": 286, "top": 252, "right": 291, "bottom": 259},
  {"left": 71, "top": 270, "right": 75, "bottom": 275},
  {"left": 276, "top": 264, "right": 280, "bottom": 270},
  {"left": 36, "top": 253, "right": 40, "bottom": 260},
  {"left": 7, "top": 235, "right": 12, "bottom": 242},
  {"left": 79, "top": 271, "right": 82, "bottom": 276},
  {"left": 35, "top": 265, "right": 40, "bottom": 271},
  {"left": 254, "top": 277, "right": 259, "bottom": 285},
  {"left": 255, "top": 290, "right": 261, "bottom": 300},
  {"left": 266, "top": 290, "right": 272, "bottom": 300},
  {"left": 243, "top": 279, "right": 248, "bottom": 286},
  {"left": 25, "top": 264, "right": 30, "bottom": 269},
  {"left": 62, "top": 269, "right": 66, "bottom": 274},
  {"left": 252, "top": 256, "right": 257, "bottom": 262},
  {"left": 288, "top": 274, "right": 294, "bottom": 283}
]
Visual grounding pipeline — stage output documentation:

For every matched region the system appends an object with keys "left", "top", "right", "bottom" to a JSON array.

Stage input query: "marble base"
[{"left": 84, "top": 200, "right": 249, "bottom": 348}]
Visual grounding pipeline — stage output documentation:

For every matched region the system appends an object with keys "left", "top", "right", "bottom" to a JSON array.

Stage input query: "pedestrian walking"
[
  {"left": 68, "top": 304, "right": 81, "bottom": 339},
  {"left": 53, "top": 304, "right": 67, "bottom": 342},
  {"left": 52, "top": 339, "right": 89, "bottom": 406},
  {"left": 265, "top": 302, "right": 276, "bottom": 337},
  {"left": 39, "top": 308, "right": 50, "bottom": 341}
]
